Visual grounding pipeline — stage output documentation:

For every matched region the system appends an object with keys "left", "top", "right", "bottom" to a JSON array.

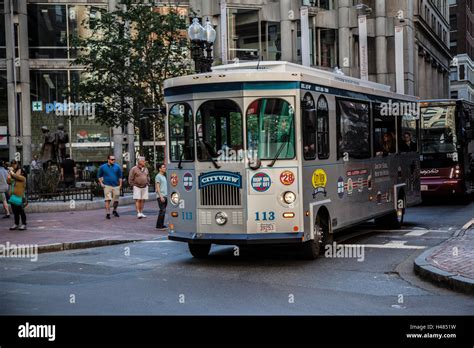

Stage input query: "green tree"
[{"left": 72, "top": 0, "right": 191, "bottom": 154}]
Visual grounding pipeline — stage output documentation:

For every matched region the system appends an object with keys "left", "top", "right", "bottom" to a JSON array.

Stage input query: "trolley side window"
[
  {"left": 317, "top": 95, "right": 330, "bottom": 159},
  {"left": 247, "top": 98, "right": 296, "bottom": 160},
  {"left": 302, "top": 93, "right": 316, "bottom": 160},
  {"left": 169, "top": 103, "right": 194, "bottom": 162},
  {"left": 336, "top": 99, "right": 371, "bottom": 160},
  {"left": 373, "top": 103, "right": 397, "bottom": 156},
  {"left": 196, "top": 100, "right": 243, "bottom": 161}
]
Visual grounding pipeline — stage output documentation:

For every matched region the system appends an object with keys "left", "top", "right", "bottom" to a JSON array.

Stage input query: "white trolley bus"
[{"left": 163, "top": 61, "right": 421, "bottom": 259}]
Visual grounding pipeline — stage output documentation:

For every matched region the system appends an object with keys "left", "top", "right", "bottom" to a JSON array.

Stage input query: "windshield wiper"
[
  {"left": 199, "top": 140, "right": 221, "bottom": 169},
  {"left": 177, "top": 145, "right": 184, "bottom": 169},
  {"left": 268, "top": 120, "right": 293, "bottom": 167}
]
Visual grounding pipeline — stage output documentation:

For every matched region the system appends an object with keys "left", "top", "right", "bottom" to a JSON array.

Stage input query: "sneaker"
[
  {"left": 9, "top": 224, "right": 18, "bottom": 230},
  {"left": 141, "top": 213, "right": 147, "bottom": 218},
  {"left": 137, "top": 213, "right": 142, "bottom": 219},
  {"left": 18, "top": 224, "right": 26, "bottom": 230},
  {"left": 106, "top": 214, "right": 111, "bottom": 220},
  {"left": 2, "top": 214, "right": 10, "bottom": 219},
  {"left": 112, "top": 210, "right": 119, "bottom": 217}
]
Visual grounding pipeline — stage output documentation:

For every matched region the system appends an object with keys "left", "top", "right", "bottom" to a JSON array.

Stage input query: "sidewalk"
[
  {"left": 414, "top": 219, "right": 474, "bottom": 294},
  {"left": 0, "top": 203, "right": 167, "bottom": 254}
]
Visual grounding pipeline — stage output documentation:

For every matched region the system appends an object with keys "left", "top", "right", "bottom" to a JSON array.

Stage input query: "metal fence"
[{"left": 27, "top": 187, "right": 94, "bottom": 202}]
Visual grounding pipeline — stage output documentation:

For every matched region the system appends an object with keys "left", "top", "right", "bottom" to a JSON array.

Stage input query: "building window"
[
  {"left": 451, "top": 90, "right": 458, "bottom": 99},
  {"left": 336, "top": 99, "right": 371, "bottom": 160},
  {"left": 227, "top": 8, "right": 260, "bottom": 62},
  {"left": 450, "top": 13, "right": 457, "bottom": 30},
  {"left": 262, "top": 22, "right": 281, "bottom": 61},
  {"left": 459, "top": 64, "right": 466, "bottom": 80},
  {"left": 316, "top": 28, "right": 337, "bottom": 68},
  {"left": 0, "top": 70, "right": 7, "bottom": 126},
  {"left": 28, "top": 4, "right": 106, "bottom": 59},
  {"left": 0, "top": 2, "right": 5, "bottom": 58}
]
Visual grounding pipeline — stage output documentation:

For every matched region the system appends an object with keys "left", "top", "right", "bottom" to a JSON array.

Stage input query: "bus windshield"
[
  {"left": 246, "top": 98, "right": 295, "bottom": 160},
  {"left": 420, "top": 105, "right": 457, "bottom": 154}
]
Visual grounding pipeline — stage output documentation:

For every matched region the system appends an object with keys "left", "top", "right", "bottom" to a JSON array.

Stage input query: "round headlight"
[
  {"left": 283, "top": 191, "right": 296, "bottom": 204},
  {"left": 170, "top": 192, "right": 180, "bottom": 205},
  {"left": 215, "top": 212, "right": 228, "bottom": 225}
]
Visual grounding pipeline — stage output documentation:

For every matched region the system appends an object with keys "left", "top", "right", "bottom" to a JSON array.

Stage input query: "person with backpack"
[
  {"left": 7, "top": 166, "right": 27, "bottom": 230},
  {"left": 0, "top": 160, "right": 10, "bottom": 219}
]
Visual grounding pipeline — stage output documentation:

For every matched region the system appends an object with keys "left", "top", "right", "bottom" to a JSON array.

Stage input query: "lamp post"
[{"left": 188, "top": 18, "right": 217, "bottom": 73}]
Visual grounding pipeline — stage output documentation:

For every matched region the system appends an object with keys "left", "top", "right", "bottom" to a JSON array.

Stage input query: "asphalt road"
[{"left": 1, "top": 202, "right": 473, "bottom": 315}]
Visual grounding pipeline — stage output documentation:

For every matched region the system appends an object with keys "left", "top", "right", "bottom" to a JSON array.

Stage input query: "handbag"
[{"left": 8, "top": 182, "right": 23, "bottom": 206}]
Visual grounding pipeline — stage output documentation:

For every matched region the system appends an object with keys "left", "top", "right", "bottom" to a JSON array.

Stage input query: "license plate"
[
  {"left": 421, "top": 185, "right": 428, "bottom": 191},
  {"left": 258, "top": 223, "right": 275, "bottom": 233}
]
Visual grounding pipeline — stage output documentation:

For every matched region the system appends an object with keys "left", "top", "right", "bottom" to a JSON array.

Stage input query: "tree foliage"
[{"left": 72, "top": 0, "right": 191, "bottom": 144}]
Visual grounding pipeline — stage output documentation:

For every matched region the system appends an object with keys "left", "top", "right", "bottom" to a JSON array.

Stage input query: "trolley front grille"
[{"left": 200, "top": 184, "right": 241, "bottom": 206}]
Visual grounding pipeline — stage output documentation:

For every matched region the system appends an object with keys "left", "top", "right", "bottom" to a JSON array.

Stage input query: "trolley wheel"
[
  {"left": 188, "top": 243, "right": 211, "bottom": 258},
  {"left": 301, "top": 213, "right": 331, "bottom": 260}
]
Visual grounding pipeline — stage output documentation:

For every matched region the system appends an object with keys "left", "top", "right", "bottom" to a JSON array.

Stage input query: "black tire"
[
  {"left": 301, "top": 213, "right": 331, "bottom": 260},
  {"left": 188, "top": 243, "right": 211, "bottom": 258}
]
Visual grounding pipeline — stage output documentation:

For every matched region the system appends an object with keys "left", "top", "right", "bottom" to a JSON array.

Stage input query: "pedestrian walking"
[
  {"left": 155, "top": 163, "right": 168, "bottom": 229},
  {"left": 128, "top": 157, "right": 150, "bottom": 219},
  {"left": 97, "top": 154, "right": 123, "bottom": 220},
  {"left": 60, "top": 154, "right": 77, "bottom": 188},
  {"left": 7, "top": 166, "right": 27, "bottom": 230},
  {"left": 0, "top": 160, "right": 11, "bottom": 219}
]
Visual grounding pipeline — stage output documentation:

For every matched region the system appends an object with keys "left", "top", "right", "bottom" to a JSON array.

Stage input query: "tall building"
[
  {"left": 449, "top": 0, "right": 474, "bottom": 101},
  {"left": 1, "top": 0, "right": 451, "bottom": 164}
]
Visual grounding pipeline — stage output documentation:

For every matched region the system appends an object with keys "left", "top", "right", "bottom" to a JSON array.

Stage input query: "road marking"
[
  {"left": 359, "top": 240, "right": 426, "bottom": 250},
  {"left": 140, "top": 240, "right": 172, "bottom": 243},
  {"left": 404, "top": 230, "right": 429, "bottom": 236}
]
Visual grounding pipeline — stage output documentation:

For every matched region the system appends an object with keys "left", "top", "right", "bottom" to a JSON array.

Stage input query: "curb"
[
  {"left": 413, "top": 222, "right": 474, "bottom": 295},
  {"left": 4, "top": 239, "right": 139, "bottom": 257}
]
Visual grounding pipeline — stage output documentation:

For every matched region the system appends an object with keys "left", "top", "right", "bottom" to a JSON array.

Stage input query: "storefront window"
[
  {"left": 262, "top": 22, "right": 281, "bottom": 61},
  {"left": 227, "top": 8, "right": 260, "bottom": 62}
]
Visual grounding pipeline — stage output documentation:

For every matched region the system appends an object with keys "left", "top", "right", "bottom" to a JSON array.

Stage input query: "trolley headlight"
[
  {"left": 283, "top": 191, "right": 296, "bottom": 204},
  {"left": 215, "top": 212, "right": 228, "bottom": 225},
  {"left": 170, "top": 192, "right": 180, "bottom": 205}
]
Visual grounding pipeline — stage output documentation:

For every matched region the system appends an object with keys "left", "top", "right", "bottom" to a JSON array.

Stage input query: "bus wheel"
[
  {"left": 188, "top": 243, "right": 211, "bottom": 258},
  {"left": 301, "top": 213, "right": 330, "bottom": 260}
]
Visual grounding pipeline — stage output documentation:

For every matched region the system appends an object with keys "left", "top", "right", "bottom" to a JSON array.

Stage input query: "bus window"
[
  {"left": 317, "top": 95, "right": 330, "bottom": 159},
  {"left": 169, "top": 103, "right": 194, "bottom": 162},
  {"left": 302, "top": 93, "right": 316, "bottom": 160},
  {"left": 247, "top": 98, "right": 295, "bottom": 160},
  {"left": 421, "top": 105, "right": 457, "bottom": 154},
  {"left": 373, "top": 104, "right": 396, "bottom": 156},
  {"left": 196, "top": 100, "right": 243, "bottom": 161},
  {"left": 336, "top": 99, "right": 370, "bottom": 159},
  {"left": 399, "top": 114, "right": 418, "bottom": 152}
]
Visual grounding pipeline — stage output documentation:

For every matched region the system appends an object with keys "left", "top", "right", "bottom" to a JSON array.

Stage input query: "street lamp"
[{"left": 188, "top": 18, "right": 216, "bottom": 73}]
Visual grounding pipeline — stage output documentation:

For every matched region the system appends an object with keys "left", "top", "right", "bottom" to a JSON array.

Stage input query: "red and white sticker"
[{"left": 280, "top": 170, "right": 295, "bottom": 185}]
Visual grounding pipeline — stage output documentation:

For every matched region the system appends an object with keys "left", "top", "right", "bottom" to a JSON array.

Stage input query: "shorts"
[
  {"left": 104, "top": 185, "right": 120, "bottom": 203},
  {"left": 0, "top": 192, "right": 5, "bottom": 201},
  {"left": 133, "top": 186, "right": 149, "bottom": 200}
]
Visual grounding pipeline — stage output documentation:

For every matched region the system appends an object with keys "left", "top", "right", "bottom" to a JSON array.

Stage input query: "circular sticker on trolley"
[
  {"left": 337, "top": 177, "right": 345, "bottom": 199},
  {"left": 280, "top": 170, "right": 295, "bottom": 185},
  {"left": 170, "top": 173, "right": 179, "bottom": 187},
  {"left": 311, "top": 169, "right": 328, "bottom": 198},
  {"left": 183, "top": 172, "right": 193, "bottom": 192},
  {"left": 251, "top": 172, "right": 272, "bottom": 192}
]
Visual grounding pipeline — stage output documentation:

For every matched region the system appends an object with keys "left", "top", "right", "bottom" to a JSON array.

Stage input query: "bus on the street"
[
  {"left": 163, "top": 61, "right": 422, "bottom": 259},
  {"left": 420, "top": 99, "right": 474, "bottom": 201}
]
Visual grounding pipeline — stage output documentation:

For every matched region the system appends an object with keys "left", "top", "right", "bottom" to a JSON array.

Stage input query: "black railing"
[{"left": 27, "top": 187, "right": 94, "bottom": 202}]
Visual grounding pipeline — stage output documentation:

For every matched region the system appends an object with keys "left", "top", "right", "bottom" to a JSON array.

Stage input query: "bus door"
[{"left": 245, "top": 96, "right": 302, "bottom": 235}]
